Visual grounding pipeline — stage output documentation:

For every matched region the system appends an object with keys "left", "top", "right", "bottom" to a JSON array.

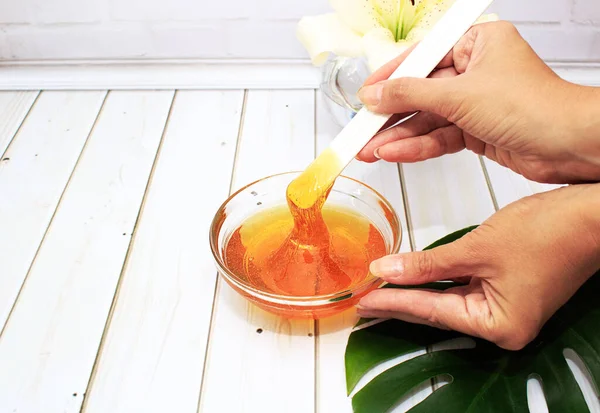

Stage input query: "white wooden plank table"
[{"left": 0, "top": 89, "right": 595, "bottom": 413}]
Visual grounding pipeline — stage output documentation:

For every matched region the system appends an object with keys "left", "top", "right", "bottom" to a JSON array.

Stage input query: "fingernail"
[
  {"left": 370, "top": 256, "right": 404, "bottom": 278},
  {"left": 358, "top": 83, "right": 383, "bottom": 105},
  {"left": 373, "top": 148, "right": 381, "bottom": 159},
  {"left": 356, "top": 309, "right": 370, "bottom": 317}
]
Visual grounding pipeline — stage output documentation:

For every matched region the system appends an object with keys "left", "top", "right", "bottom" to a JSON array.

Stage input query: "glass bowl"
[{"left": 209, "top": 172, "right": 402, "bottom": 319}]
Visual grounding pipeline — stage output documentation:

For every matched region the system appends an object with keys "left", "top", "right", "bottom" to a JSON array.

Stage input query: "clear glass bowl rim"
[{"left": 208, "top": 171, "right": 403, "bottom": 306}]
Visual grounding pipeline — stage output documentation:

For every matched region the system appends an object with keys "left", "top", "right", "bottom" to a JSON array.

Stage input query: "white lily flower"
[{"left": 297, "top": 0, "right": 498, "bottom": 72}]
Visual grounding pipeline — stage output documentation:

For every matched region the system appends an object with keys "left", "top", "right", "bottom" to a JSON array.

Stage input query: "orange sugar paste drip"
[{"left": 224, "top": 149, "right": 387, "bottom": 296}]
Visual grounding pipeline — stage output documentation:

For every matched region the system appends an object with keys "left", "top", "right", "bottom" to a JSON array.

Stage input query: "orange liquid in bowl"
[
  {"left": 224, "top": 149, "right": 387, "bottom": 299},
  {"left": 224, "top": 204, "right": 387, "bottom": 297}
]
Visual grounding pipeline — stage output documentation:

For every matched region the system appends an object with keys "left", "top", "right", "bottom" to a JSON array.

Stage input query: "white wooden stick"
[{"left": 328, "top": 0, "right": 495, "bottom": 169}]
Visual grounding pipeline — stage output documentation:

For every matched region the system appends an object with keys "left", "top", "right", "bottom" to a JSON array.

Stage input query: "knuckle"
[
  {"left": 431, "top": 128, "right": 450, "bottom": 154},
  {"left": 524, "top": 161, "right": 560, "bottom": 183},
  {"left": 422, "top": 112, "right": 442, "bottom": 133},
  {"left": 497, "top": 21, "right": 519, "bottom": 35},
  {"left": 454, "top": 40, "right": 473, "bottom": 66},
  {"left": 459, "top": 228, "right": 490, "bottom": 253},
  {"left": 504, "top": 329, "right": 539, "bottom": 351},
  {"left": 438, "top": 80, "right": 470, "bottom": 122},
  {"left": 452, "top": 237, "right": 481, "bottom": 264},
  {"left": 413, "top": 251, "right": 435, "bottom": 279},
  {"left": 464, "top": 136, "right": 485, "bottom": 155},
  {"left": 426, "top": 295, "right": 444, "bottom": 326},
  {"left": 490, "top": 319, "right": 541, "bottom": 351},
  {"left": 384, "top": 79, "right": 410, "bottom": 103},
  {"left": 493, "top": 22, "right": 522, "bottom": 46},
  {"left": 484, "top": 21, "right": 519, "bottom": 38},
  {"left": 505, "top": 192, "right": 545, "bottom": 218}
]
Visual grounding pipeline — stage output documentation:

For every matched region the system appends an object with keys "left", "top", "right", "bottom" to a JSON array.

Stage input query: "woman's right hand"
[{"left": 356, "top": 21, "right": 600, "bottom": 184}]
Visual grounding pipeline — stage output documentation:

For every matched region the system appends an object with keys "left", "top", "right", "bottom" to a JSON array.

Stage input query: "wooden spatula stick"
[
  {"left": 327, "top": 0, "right": 495, "bottom": 172},
  {"left": 286, "top": 0, "right": 495, "bottom": 211}
]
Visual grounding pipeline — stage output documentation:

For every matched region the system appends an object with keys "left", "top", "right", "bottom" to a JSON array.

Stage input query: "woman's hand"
[
  {"left": 357, "top": 184, "right": 600, "bottom": 350},
  {"left": 356, "top": 21, "right": 600, "bottom": 184}
]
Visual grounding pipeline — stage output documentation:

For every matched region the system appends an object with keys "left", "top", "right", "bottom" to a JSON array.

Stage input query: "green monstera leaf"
[{"left": 345, "top": 226, "right": 600, "bottom": 412}]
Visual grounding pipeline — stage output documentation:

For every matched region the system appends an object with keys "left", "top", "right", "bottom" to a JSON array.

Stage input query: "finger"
[
  {"left": 357, "top": 112, "right": 450, "bottom": 163},
  {"left": 435, "top": 47, "right": 457, "bottom": 71},
  {"left": 357, "top": 287, "right": 486, "bottom": 339},
  {"left": 430, "top": 66, "right": 460, "bottom": 79},
  {"left": 358, "top": 77, "right": 458, "bottom": 118},
  {"left": 463, "top": 132, "right": 487, "bottom": 156},
  {"left": 436, "top": 25, "right": 479, "bottom": 74},
  {"left": 355, "top": 309, "right": 450, "bottom": 330},
  {"left": 357, "top": 67, "right": 457, "bottom": 163},
  {"left": 375, "top": 125, "right": 466, "bottom": 163},
  {"left": 369, "top": 237, "right": 478, "bottom": 285},
  {"left": 367, "top": 67, "right": 455, "bottom": 149}
]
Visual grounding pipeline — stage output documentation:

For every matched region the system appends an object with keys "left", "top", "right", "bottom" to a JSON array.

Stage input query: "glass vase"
[{"left": 319, "top": 56, "right": 371, "bottom": 127}]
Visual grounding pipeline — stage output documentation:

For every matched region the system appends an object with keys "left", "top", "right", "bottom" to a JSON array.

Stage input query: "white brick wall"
[
  {"left": 0, "top": 0, "right": 108, "bottom": 24},
  {"left": 572, "top": 0, "right": 600, "bottom": 24},
  {"left": 0, "top": 0, "right": 598, "bottom": 62}
]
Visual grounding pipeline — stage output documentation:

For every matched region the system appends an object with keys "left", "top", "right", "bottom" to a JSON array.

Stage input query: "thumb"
[
  {"left": 370, "top": 239, "right": 476, "bottom": 285},
  {"left": 358, "top": 77, "right": 458, "bottom": 119}
]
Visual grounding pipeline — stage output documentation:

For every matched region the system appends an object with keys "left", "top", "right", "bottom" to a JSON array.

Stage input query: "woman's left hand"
[{"left": 357, "top": 184, "right": 600, "bottom": 350}]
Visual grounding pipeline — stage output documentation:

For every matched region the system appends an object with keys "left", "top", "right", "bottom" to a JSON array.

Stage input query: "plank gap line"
[
  {"left": 0, "top": 90, "right": 109, "bottom": 340},
  {"left": 79, "top": 90, "right": 177, "bottom": 413},
  {"left": 397, "top": 163, "right": 416, "bottom": 253},
  {"left": 195, "top": 88, "right": 248, "bottom": 413},
  {"left": 0, "top": 91, "right": 41, "bottom": 160},
  {"left": 479, "top": 155, "right": 500, "bottom": 212}
]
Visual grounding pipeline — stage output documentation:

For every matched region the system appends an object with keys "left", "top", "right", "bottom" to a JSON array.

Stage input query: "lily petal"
[
  {"left": 369, "top": 0, "right": 411, "bottom": 41},
  {"left": 407, "top": 0, "right": 499, "bottom": 42},
  {"left": 405, "top": 0, "right": 456, "bottom": 42},
  {"left": 371, "top": 0, "right": 403, "bottom": 37},
  {"left": 362, "top": 27, "right": 414, "bottom": 72},
  {"left": 328, "top": 0, "right": 382, "bottom": 35},
  {"left": 297, "top": 13, "right": 364, "bottom": 66},
  {"left": 361, "top": 8, "right": 499, "bottom": 71},
  {"left": 330, "top": 0, "right": 419, "bottom": 41},
  {"left": 408, "top": 11, "right": 500, "bottom": 42}
]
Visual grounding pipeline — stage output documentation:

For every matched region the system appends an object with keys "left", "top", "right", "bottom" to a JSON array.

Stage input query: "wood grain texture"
[
  {"left": 0, "top": 85, "right": 586, "bottom": 413},
  {"left": 82, "top": 91, "right": 244, "bottom": 413},
  {"left": 314, "top": 93, "right": 422, "bottom": 413},
  {"left": 0, "top": 91, "right": 38, "bottom": 156},
  {"left": 199, "top": 90, "right": 316, "bottom": 413},
  {"left": 0, "top": 91, "right": 106, "bottom": 331},
  {"left": 0, "top": 91, "right": 174, "bottom": 413},
  {"left": 403, "top": 152, "right": 496, "bottom": 249}
]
